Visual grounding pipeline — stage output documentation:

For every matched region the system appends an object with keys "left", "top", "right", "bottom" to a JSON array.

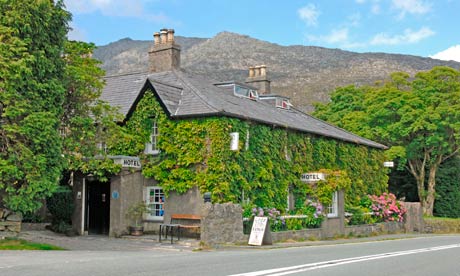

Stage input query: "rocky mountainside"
[{"left": 93, "top": 32, "right": 460, "bottom": 112}]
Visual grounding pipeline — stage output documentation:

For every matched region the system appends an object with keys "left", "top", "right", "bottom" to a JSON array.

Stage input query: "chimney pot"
[
  {"left": 160, "top": 29, "right": 168, "bottom": 44},
  {"left": 153, "top": 32, "right": 160, "bottom": 45},
  {"left": 248, "top": 66, "right": 255, "bottom": 78},
  {"left": 167, "top": 29, "right": 175, "bottom": 43},
  {"left": 254, "top": 65, "right": 261, "bottom": 77},
  {"left": 260, "top": 65, "right": 266, "bottom": 76}
]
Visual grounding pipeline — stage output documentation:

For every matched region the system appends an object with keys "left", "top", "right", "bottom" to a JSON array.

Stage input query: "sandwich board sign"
[{"left": 248, "top": 216, "right": 272, "bottom": 246}]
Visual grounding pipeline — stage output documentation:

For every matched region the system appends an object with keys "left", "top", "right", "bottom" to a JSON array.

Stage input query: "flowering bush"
[
  {"left": 369, "top": 193, "right": 406, "bottom": 222},
  {"left": 250, "top": 207, "right": 285, "bottom": 231}
]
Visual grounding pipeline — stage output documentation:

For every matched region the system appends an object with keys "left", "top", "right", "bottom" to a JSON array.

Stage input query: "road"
[{"left": 1, "top": 235, "right": 460, "bottom": 275}]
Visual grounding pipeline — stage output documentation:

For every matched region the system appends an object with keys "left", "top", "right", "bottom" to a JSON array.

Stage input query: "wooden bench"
[{"left": 159, "top": 214, "right": 201, "bottom": 243}]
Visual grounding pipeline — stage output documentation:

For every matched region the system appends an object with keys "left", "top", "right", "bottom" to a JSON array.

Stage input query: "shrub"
[
  {"left": 46, "top": 186, "right": 74, "bottom": 233},
  {"left": 368, "top": 193, "right": 406, "bottom": 222}
]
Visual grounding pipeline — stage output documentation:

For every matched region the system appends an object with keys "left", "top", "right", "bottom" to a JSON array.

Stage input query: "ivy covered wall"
[{"left": 109, "top": 90, "right": 388, "bottom": 211}]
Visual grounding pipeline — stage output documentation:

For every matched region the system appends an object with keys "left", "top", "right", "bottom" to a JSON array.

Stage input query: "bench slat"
[{"left": 171, "top": 214, "right": 201, "bottom": 220}]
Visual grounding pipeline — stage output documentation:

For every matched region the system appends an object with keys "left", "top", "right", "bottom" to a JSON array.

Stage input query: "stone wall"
[
  {"left": 0, "top": 208, "right": 22, "bottom": 237},
  {"left": 424, "top": 217, "right": 460, "bottom": 233},
  {"left": 164, "top": 186, "right": 204, "bottom": 226},
  {"left": 200, "top": 203, "right": 245, "bottom": 246},
  {"left": 403, "top": 202, "right": 424, "bottom": 232}
]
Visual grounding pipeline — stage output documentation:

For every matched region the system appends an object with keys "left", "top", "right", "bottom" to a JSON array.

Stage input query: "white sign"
[
  {"left": 248, "top": 216, "right": 268, "bottom": 246},
  {"left": 230, "top": 132, "right": 239, "bottom": 151},
  {"left": 383, "top": 161, "right": 394, "bottom": 168},
  {"left": 112, "top": 156, "right": 142, "bottom": 168},
  {"left": 301, "top": 172, "right": 325, "bottom": 182}
]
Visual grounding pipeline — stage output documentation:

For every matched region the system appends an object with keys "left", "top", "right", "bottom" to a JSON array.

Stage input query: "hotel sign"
[
  {"left": 112, "top": 156, "right": 142, "bottom": 169},
  {"left": 301, "top": 172, "right": 325, "bottom": 182}
]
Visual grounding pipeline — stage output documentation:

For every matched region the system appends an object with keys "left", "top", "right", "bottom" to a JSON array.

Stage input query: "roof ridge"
[{"left": 104, "top": 70, "right": 148, "bottom": 79}]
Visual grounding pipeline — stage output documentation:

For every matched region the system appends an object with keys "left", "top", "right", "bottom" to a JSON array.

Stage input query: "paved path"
[{"left": 17, "top": 230, "right": 199, "bottom": 251}]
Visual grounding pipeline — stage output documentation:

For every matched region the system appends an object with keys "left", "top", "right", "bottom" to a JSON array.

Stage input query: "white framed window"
[
  {"left": 276, "top": 98, "right": 292, "bottom": 110},
  {"left": 327, "top": 191, "right": 338, "bottom": 218},
  {"left": 144, "top": 186, "right": 164, "bottom": 221},
  {"left": 234, "top": 85, "right": 258, "bottom": 100},
  {"left": 145, "top": 120, "right": 160, "bottom": 155}
]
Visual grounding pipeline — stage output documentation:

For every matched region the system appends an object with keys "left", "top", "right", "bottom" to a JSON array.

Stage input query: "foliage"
[
  {"left": 286, "top": 200, "right": 324, "bottom": 229},
  {"left": 368, "top": 193, "right": 406, "bottom": 222},
  {"left": 60, "top": 40, "right": 123, "bottom": 182},
  {"left": 314, "top": 67, "right": 460, "bottom": 215},
  {"left": 0, "top": 0, "right": 70, "bottom": 213},
  {"left": 46, "top": 186, "right": 74, "bottom": 233},
  {"left": 433, "top": 156, "right": 460, "bottom": 218},
  {"left": 125, "top": 201, "right": 149, "bottom": 227},
  {"left": 109, "top": 89, "right": 388, "bottom": 210},
  {"left": 0, "top": 238, "right": 64, "bottom": 250},
  {"left": 345, "top": 197, "right": 376, "bottom": 225},
  {"left": 46, "top": 186, "right": 74, "bottom": 225}
]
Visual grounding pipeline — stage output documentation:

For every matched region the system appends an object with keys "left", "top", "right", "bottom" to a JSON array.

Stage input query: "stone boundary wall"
[
  {"left": 0, "top": 208, "right": 22, "bottom": 238},
  {"left": 200, "top": 202, "right": 245, "bottom": 246},
  {"left": 403, "top": 202, "right": 424, "bottom": 232},
  {"left": 424, "top": 217, "right": 460, "bottom": 233}
]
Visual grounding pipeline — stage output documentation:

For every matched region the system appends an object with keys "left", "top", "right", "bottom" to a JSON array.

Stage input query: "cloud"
[
  {"left": 370, "top": 27, "right": 435, "bottom": 45},
  {"left": 298, "top": 3, "right": 320, "bottom": 26},
  {"left": 64, "top": 0, "right": 169, "bottom": 22},
  {"left": 371, "top": 4, "right": 381, "bottom": 14},
  {"left": 430, "top": 45, "right": 460, "bottom": 62},
  {"left": 391, "top": 0, "right": 432, "bottom": 18},
  {"left": 308, "top": 28, "right": 349, "bottom": 44}
]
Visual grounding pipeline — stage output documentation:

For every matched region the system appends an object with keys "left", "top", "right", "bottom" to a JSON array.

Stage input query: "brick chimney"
[
  {"left": 149, "top": 28, "right": 181, "bottom": 72},
  {"left": 245, "top": 65, "right": 271, "bottom": 94}
]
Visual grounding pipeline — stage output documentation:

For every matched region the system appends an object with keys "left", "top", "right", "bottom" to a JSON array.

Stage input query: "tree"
[
  {"left": 60, "top": 40, "right": 122, "bottom": 180},
  {"left": 0, "top": 0, "right": 70, "bottom": 213},
  {"left": 314, "top": 66, "right": 460, "bottom": 215}
]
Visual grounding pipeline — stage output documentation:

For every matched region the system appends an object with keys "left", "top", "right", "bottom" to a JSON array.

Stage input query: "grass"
[
  {"left": 424, "top": 216, "right": 460, "bottom": 222},
  {"left": 0, "top": 237, "right": 64, "bottom": 250}
]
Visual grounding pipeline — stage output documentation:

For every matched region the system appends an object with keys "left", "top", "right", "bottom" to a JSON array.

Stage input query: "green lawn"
[{"left": 0, "top": 237, "right": 64, "bottom": 250}]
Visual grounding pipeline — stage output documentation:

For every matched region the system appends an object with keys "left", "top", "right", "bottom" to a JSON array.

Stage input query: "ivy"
[{"left": 107, "top": 89, "right": 388, "bottom": 211}]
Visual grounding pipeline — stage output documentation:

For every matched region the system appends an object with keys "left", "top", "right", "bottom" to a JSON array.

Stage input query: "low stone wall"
[
  {"left": 271, "top": 228, "right": 322, "bottom": 242},
  {"left": 0, "top": 208, "right": 22, "bottom": 237},
  {"left": 201, "top": 202, "right": 245, "bottom": 246},
  {"left": 21, "top": 223, "right": 51, "bottom": 231},
  {"left": 424, "top": 217, "right": 460, "bottom": 233},
  {"left": 344, "top": 221, "right": 404, "bottom": 236}
]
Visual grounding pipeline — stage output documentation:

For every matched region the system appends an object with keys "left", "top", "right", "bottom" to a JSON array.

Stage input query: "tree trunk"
[{"left": 423, "top": 160, "right": 441, "bottom": 216}]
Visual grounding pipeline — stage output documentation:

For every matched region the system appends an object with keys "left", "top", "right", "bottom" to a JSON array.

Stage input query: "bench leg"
[{"left": 159, "top": 225, "right": 162, "bottom": 243}]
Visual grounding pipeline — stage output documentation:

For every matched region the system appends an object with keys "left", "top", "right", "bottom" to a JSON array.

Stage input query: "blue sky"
[{"left": 66, "top": 0, "right": 460, "bottom": 61}]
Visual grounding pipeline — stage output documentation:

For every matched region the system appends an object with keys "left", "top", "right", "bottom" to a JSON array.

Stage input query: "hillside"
[{"left": 93, "top": 32, "right": 460, "bottom": 112}]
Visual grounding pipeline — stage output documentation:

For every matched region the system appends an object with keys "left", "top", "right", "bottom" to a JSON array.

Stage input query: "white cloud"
[
  {"left": 298, "top": 3, "right": 320, "bottom": 26},
  {"left": 392, "top": 0, "right": 432, "bottom": 18},
  {"left": 355, "top": 0, "right": 366, "bottom": 3},
  {"left": 308, "top": 28, "right": 349, "bottom": 44},
  {"left": 64, "top": 0, "right": 168, "bottom": 22},
  {"left": 430, "top": 45, "right": 460, "bottom": 62},
  {"left": 370, "top": 27, "right": 435, "bottom": 45}
]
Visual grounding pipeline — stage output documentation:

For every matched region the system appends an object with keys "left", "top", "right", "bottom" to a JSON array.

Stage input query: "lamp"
[{"left": 203, "top": 192, "right": 211, "bottom": 203}]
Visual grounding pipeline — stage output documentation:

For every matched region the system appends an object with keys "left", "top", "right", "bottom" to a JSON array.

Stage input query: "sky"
[{"left": 66, "top": 0, "right": 460, "bottom": 62}]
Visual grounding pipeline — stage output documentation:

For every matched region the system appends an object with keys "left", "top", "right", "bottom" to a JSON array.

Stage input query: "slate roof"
[{"left": 100, "top": 70, "right": 386, "bottom": 149}]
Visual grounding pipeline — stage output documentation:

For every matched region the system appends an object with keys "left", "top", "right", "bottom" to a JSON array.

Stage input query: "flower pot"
[{"left": 129, "top": 226, "right": 144, "bottom": 236}]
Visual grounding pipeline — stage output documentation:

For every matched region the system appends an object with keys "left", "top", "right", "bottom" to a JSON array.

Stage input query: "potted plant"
[{"left": 126, "top": 201, "right": 149, "bottom": 236}]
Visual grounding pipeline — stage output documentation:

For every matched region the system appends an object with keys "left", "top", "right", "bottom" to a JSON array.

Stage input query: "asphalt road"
[{"left": 1, "top": 235, "right": 460, "bottom": 276}]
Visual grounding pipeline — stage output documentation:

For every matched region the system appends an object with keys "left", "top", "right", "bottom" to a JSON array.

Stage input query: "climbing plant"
[{"left": 107, "top": 89, "right": 388, "bottom": 211}]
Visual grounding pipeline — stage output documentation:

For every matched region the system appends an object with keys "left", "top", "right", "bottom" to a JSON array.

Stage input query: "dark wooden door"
[{"left": 87, "top": 181, "right": 110, "bottom": 235}]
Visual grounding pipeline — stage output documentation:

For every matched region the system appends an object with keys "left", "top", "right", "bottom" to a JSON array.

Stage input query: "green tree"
[
  {"left": 60, "top": 40, "right": 122, "bottom": 181},
  {"left": 0, "top": 0, "right": 70, "bottom": 213},
  {"left": 314, "top": 66, "right": 460, "bottom": 215}
]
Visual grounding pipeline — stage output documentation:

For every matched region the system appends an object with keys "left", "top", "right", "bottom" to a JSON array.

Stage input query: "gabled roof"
[{"left": 100, "top": 70, "right": 386, "bottom": 149}]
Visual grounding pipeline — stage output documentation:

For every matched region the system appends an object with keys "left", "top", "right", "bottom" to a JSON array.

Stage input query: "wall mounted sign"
[
  {"left": 248, "top": 216, "right": 272, "bottom": 246},
  {"left": 112, "top": 191, "right": 119, "bottom": 199},
  {"left": 301, "top": 172, "right": 325, "bottom": 182},
  {"left": 111, "top": 156, "right": 142, "bottom": 169}
]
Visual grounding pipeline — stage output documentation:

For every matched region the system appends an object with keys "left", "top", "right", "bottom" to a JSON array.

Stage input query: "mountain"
[{"left": 93, "top": 32, "right": 460, "bottom": 112}]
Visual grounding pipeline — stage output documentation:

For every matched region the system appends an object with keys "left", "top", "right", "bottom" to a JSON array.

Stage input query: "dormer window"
[
  {"left": 276, "top": 98, "right": 292, "bottom": 110},
  {"left": 234, "top": 85, "right": 258, "bottom": 100},
  {"left": 145, "top": 120, "right": 160, "bottom": 155}
]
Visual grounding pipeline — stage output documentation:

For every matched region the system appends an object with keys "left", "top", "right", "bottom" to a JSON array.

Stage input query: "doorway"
[{"left": 86, "top": 180, "right": 110, "bottom": 235}]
